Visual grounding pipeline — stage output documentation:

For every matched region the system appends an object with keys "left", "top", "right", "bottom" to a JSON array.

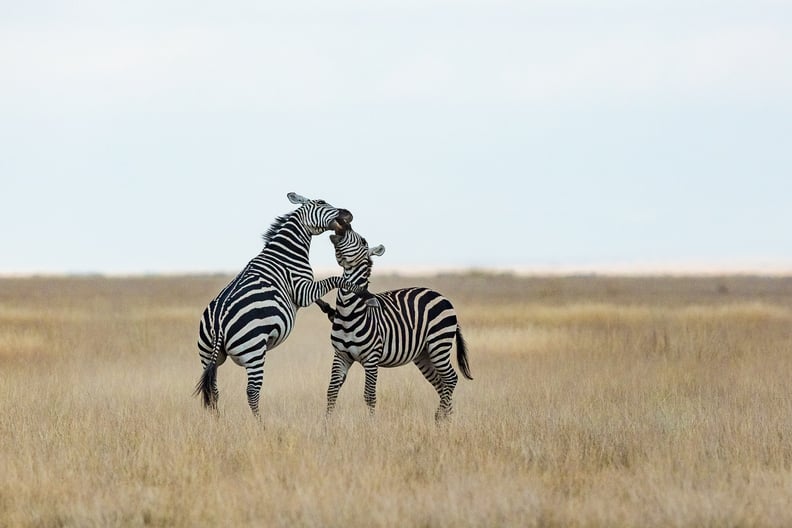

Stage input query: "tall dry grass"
[{"left": 1, "top": 274, "right": 791, "bottom": 527}]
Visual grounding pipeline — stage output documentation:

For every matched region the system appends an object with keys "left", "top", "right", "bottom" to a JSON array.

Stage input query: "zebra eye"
[{"left": 316, "top": 200, "right": 326, "bottom": 205}]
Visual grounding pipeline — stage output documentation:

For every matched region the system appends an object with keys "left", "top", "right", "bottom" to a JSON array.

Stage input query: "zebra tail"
[
  {"left": 194, "top": 362, "right": 218, "bottom": 409},
  {"left": 455, "top": 327, "right": 473, "bottom": 380},
  {"left": 194, "top": 331, "right": 222, "bottom": 409}
]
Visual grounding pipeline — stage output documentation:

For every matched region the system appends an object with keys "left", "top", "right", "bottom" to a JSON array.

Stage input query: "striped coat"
[
  {"left": 318, "top": 228, "right": 472, "bottom": 421},
  {"left": 195, "top": 192, "right": 372, "bottom": 417}
]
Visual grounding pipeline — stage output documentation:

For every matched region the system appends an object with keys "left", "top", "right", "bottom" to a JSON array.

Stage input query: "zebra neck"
[
  {"left": 257, "top": 217, "right": 312, "bottom": 264},
  {"left": 335, "top": 265, "right": 371, "bottom": 313}
]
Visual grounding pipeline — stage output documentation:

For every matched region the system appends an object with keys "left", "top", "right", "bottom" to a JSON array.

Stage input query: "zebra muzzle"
[{"left": 331, "top": 217, "right": 350, "bottom": 236}]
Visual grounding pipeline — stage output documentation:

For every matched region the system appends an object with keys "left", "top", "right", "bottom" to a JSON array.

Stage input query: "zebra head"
[
  {"left": 330, "top": 227, "right": 386, "bottom": 271},
  {"left": 288, "top": 192, "right": 354, "bottom": 236}
]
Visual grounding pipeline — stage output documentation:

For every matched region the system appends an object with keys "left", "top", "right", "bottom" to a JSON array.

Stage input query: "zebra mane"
[{"left": 261, "top": 212, "right": 295, "bottom": 246}]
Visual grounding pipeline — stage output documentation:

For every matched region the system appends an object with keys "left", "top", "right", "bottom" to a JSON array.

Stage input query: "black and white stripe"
[
  {"left": 195, "top": 192, "right": 372, "bottom": 417},
  {"left": 318, "top": 228, "right": 473, "bottom": 421}
]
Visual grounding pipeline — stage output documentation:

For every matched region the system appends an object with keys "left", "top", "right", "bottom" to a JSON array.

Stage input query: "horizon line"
[{"left": 2, "top": 260, "right": 792, "bottom": 278}]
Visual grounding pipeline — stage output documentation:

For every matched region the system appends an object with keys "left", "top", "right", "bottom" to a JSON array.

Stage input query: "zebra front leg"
[
  {"left": 315, "top": 298, "right": 337, "bottom": 321},
  {"left": 293, "top": 277, "right": 379, "bottom": 308},
  {"left": 292, "top": 277, "right": 355, "bottom": 307},
  {"left": 326, "top": 355, "right": 352, "bottom": 417},
  {"left": 362, "top": 361, "right": 379, "bottom": 416}
]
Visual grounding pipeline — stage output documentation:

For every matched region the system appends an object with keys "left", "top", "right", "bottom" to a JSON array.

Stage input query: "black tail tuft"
[
  {"left": 456, "top": 327, "right": 473, "bottom": 380},
  {"left": 194, "top": 361, "right": 218, "bottom": 409}
]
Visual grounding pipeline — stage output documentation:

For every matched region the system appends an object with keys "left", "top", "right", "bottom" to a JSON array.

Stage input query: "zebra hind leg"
[
  {"left": 245, "top": 363, "right": 265, "bottom": 418},
  {"left": 425, "top": 343, "right": 458, "bottom": 422},
  {"left": 436, "top": 366, "right": 458, "bottom": 421},
  {"left": 209, "top": 352, "right": 227, "bottom": 411},
  {"left": 414, "top": 356, "right": 446, "bottom": 421}
]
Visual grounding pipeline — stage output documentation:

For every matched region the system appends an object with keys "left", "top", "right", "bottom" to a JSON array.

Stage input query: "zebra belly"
[
  {"left": 331, "top": 325, "right": 427, "bottom": 367},
  {"left": 378, "top": 343, "right": 423, "bottom": 367}
]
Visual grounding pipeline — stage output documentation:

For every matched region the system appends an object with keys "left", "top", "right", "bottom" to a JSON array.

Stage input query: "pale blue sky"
[{"left": 2, "top": 0, "right": 790, "bottom": 274}]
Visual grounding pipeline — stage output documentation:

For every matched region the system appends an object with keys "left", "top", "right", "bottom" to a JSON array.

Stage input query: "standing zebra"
[
  {"left": 195, "top": 192, "right": 375, "bottom": 417},
  {"left": 317, "top": 227, "right": 473, "bottom": 421}
]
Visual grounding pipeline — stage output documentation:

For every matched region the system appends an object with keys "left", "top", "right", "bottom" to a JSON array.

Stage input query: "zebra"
[
  {"left": 195, "top": 192, "right": 377, "bottom": 417},
  {"left": 316, "top": 227, "right": 473, "bottom": 421}
]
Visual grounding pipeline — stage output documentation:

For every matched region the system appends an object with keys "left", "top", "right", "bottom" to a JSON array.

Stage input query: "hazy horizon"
[{"left": 4, "top": 257, "right": 792, "bottom": 278}]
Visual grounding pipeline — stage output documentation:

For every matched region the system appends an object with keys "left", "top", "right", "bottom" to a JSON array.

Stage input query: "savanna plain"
[{"left": 1, "top": 273, "right": 792, "bottom": 527}]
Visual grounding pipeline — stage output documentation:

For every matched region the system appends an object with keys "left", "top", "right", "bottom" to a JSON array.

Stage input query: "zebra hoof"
[{"left": 435, "top": 407, "right": 453, "bottom": 423}]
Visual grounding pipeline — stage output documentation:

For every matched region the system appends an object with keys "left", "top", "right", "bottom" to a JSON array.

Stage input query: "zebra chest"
[
  {"left": 346, "top": 345, "right": 366, "bottom": 362},
  {"left": 341, "top": 336, "right": 370, "bottom": 361},
  {"left": 331, "top": 327, "right": 375, "bottom": 362}
]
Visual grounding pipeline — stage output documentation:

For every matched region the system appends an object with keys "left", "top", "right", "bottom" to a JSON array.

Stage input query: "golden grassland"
[{"left": 1, "top": 273, "right": 791, "bottom": 527}]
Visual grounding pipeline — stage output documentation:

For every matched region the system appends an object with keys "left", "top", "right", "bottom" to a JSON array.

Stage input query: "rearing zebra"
[
  {"left": 317, "top": 227, "right": 473, "bottom": 421},
  {"left": 195, "top": 192, "right": 375, "bottom": 417}
]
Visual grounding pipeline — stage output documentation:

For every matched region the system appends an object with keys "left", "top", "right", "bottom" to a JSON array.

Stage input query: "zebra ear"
[
  {"left": 287, "top": 192, "right": 309, "bottom": 204},
  {"left": 369, "top": 245, "right": 386, "bottom": 257}
]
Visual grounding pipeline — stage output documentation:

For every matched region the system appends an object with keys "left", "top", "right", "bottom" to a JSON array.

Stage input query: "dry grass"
[{"left": 1, "top": 274, "right": 792, "bottom": 527}]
